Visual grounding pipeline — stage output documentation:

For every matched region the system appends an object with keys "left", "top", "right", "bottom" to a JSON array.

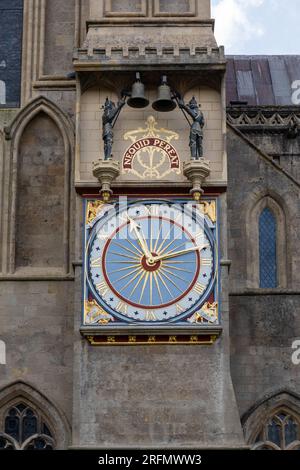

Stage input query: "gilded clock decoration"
[
  {"left": 85, "top": 299, "right": 114, "bottom": 325},
  {"left": 122, "top": 116, "right": 180, "bottom": 179},
  {"left": 86, "top": 200, "right": 107, "bottom": 225},
  {"left": 199, "top": 201, "right": 216, "bottom": 224},
  {"left": 188, "top": 301, "right": 218, "bottom": 324}
]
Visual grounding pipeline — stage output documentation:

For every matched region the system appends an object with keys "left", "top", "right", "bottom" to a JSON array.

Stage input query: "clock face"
[{"left": 86, "top": 201, "right": 216, "bottom": 323}]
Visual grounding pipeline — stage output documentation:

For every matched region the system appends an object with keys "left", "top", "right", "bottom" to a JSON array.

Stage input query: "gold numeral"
[
  {"left": 116, "top": 301, "right": 128, "bottom": 315},
  {"left": 194, "top": 282, "right": 206, "bottom": 295},
  {"left": 97, "top": 231, "right": 109, "bottom": 242},
  {"left": 195, "top": 230, "right": 205, "bottom": 240},
  {"left": 201, "top": 259, "right": 212, "bottom": 266},
  {"left": 145, "top": 311, "right": 157, "bottom": 321},
  {"left": 91, "top": 257, "right": 102, "bottom": 268},
  {"left": 149, "top": 205, "right": 161, "bottom": 217},
  {"left": 176, "top": 304, "right": 185, "bottom": 314},
  {"left": 96, "top": 281, "right": 109, "bottom": 297}
]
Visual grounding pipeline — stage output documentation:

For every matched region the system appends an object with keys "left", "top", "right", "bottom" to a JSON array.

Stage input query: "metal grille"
[{"left": 259, "top": 207, "right": 277, "bottom": 288}]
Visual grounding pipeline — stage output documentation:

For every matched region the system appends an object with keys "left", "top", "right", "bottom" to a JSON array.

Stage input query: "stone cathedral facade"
[{"left": 0, "top": 0, "right": 300, "bottom": 451}]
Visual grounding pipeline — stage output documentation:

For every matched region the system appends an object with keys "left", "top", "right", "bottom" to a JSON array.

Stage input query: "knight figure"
[
  {"left": 102, "top": 96, "right": 126, "bottom": 160},
  {"left": 178, "top": 96, "right": 205, "bottom": 160}
]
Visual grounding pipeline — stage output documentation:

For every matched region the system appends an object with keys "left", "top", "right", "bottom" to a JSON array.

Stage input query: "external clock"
[{"left": 85, "top": 200, "right": 216, "bottom": 324}]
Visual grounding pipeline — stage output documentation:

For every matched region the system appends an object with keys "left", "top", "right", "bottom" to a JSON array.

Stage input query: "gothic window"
[
  {"left": 247, "top": 196, "right": 287, "bottom": 288},
  {"left": 253, "top": 411, "right": 300, "bottom": 450},
  {"left": 259, "top": 207, "right": 278, "bottom": 288},
  {"left": 0, "top": 0, "right": 23, "bottom": 107},
  {"left": 0, "top": 80, "right": 5, "bottom": 105},
  {"left": 0, "top": 403, "right": 55, "bottom": 450}
]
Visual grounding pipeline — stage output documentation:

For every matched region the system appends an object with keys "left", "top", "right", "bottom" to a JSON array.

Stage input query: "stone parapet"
[{"left": 74, "top": 19, "right": 225, "bottom": 71}]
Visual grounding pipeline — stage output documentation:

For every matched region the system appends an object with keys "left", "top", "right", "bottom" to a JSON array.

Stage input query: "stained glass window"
[
  {"left": 0, "top": 0, "right": 23, "bottom": 107},
  {"left": 0, "top": 403, "right": 55, "bottom": 450},
  {"left": 259, "top": 207, "right": 277, "bottom": 288},
  {"left": 253, "top": 411, "right": 300, "bottom": 450}
]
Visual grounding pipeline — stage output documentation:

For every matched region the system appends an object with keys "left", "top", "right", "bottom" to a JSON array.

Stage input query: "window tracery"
[{"left": 0, "top": 403, "right": 55, "bottom": 450}]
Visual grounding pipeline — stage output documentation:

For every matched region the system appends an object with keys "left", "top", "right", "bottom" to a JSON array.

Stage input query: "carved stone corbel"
[
  {"left": 183, "top": 158, "right": 211, "bottom": 201},
  {"left": 92, "top": 159, "right": 120, "bottom": 202}
]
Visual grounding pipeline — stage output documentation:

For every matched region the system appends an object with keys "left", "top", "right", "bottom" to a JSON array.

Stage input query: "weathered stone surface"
[
  {"left": 15, "top": 113, "right": 65, "bottom": 269},
  {"left": 227, "top": 126, "right": 300, "bottom": 421},
  {"left": 0, "top": 280, "right": 74, "bottom": 423},
  {"left": 44, "top": 0, "right": 75, "bottom": 76},
  {"left": 230, "top": 295, "right": 300, "bottom": 416}
]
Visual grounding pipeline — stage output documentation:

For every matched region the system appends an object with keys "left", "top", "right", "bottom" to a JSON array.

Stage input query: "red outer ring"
[{"left": 101, "top": 216, "right": 200, "bottom": 310}]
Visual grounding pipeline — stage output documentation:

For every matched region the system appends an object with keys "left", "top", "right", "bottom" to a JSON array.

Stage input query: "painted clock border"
[{"left": 81, "top": 197, "right": 222, "bottom": 345}]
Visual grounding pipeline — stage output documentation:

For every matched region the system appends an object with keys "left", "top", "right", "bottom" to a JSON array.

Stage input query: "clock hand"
[
  {"left": 127, "top": 216, "right": 152, "bottom": 259},
  {"left": 151, "top": 244, "right": 208, "bottom": 263}
]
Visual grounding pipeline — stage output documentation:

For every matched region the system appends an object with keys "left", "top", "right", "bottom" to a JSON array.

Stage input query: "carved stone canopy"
[{"left": 227, "top": 106, "right": 300, "bottom": 136}]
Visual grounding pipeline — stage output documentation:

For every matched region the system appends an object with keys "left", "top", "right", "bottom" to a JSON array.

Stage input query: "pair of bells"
[{"left": 127, "top": 73, "right": 176, "bottom": 113}]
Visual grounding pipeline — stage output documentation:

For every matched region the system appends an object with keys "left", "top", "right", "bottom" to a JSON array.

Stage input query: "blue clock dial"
[{"left": 87, "top": 201, "right": 215, "bottom": 323}]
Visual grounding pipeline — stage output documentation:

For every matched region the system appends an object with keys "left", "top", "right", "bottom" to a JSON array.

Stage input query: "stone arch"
[
  {"left": 242, "top": 390, "right": 300, "bottom": 450},
  {"left": 0, "top": 381, "right": 71, "bottom": 449},
  {"left": 4, "top": 96, "right": 74, "bottom": 274},
  {"left": 246, "top": 190, "right": 289, "bottom": 288}
]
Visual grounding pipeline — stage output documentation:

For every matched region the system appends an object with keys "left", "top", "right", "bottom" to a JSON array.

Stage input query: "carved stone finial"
[
  {"left": 183, "top": 158, "right": 211, "bottom": 201},
  {"left": 93, "top": 159, "right": 120, "bottom": 202}
]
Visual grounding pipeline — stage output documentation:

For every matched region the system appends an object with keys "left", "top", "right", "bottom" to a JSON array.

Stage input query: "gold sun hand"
[
  {"left": 127, "top": 216, "right": 152, "bottom": 259},
  {"left": 151, "top": 244, "right": 208, "bottom": 263}
]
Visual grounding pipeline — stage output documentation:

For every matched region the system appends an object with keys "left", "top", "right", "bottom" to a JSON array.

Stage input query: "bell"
[
  {"left": 127, "top": 73, "right": 149, "bottom": 109},
  {"left": 152, "top": 76, "right": 176, "bottom": 112}
]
